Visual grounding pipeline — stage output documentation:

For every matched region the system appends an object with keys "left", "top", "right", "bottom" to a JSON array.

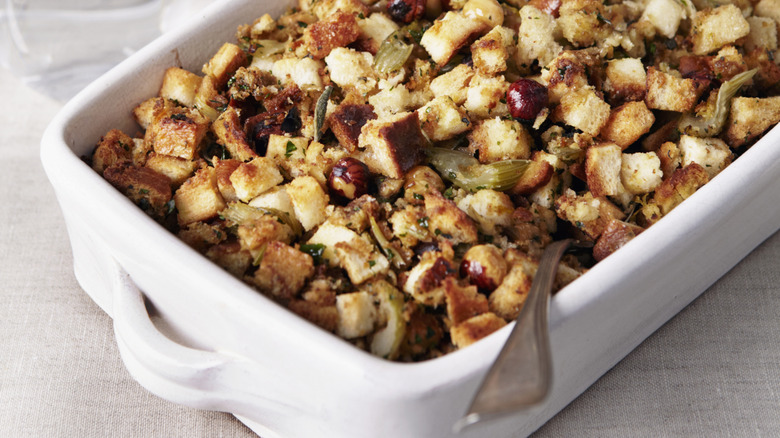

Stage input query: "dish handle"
[{"left": 110, "top": 259, "right": 291, "bottom": 438}]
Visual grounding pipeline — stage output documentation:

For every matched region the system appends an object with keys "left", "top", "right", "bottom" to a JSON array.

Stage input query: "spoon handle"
[{"left": 455, "top": 239, "right": 573, "bottom": 432}]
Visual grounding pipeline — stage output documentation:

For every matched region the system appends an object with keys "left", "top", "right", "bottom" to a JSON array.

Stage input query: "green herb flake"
[{"left": 285, "top": 141, "right": 297, "bottom": 158}]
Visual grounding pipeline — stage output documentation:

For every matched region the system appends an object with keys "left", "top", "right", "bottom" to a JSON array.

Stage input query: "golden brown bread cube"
[
  {"left": 424, "top": 191, "right": 479, "bottom": 244},
  {"left": 603, "top": 58, "right": 647, "bottom": 105},
  {"left": 145, "top": 107, "right": 210, "bottom": 160},
  {"left": 420, "top": 11, "right": 489, "bottom": 65},
  {"left": 178, "top": 221, "right": 228, "bottom": 253},
  {"left": 599, "top": 101, "right": 655, "bottom": 150},
  {"left": 508, "top": 160, "right": 554, "bottom": 196},
  {"left": 205, "top": 240, "right": 252, "bottom": 277},
  {"left": 645, "top": 67, "right": 700, "bottom": 113},
  {"left": 329, "top": 103, "right": 377, "bottom": 153},
  {"left": 159, "top": 67, "right": 202, "bottom": 107},
  {"left": 92, "top": 129, "right": 134, "bottom": 174},
  {"left": 357, "top": 111, "right": 427, "bottom": 179},
  {"left": 144, "top": 152, "right": 198, "bottom": 188},
  {"left": 212, "top": 157, "right": 242, "bottom": 203},
  {"left": 443, "top": 277, "right": 489, "bottom": 326},
  {"left": 202, "top": 43, "right": 247, "bottom": 88},
  {"left": 554, "top": 190, "right": 626, "bottom": 240},
  {"left": 468, "top": 117, "right": 533, "bottom": 163},
  {"left": 251, "top": 241, "right": 315, "bottom": 300},
  {"left": 724, "top": 96, "right": 780, "bottom": 147},
  {"left": 652, "top": 163, "right": 709, "bottom": 216},
  {"left": 212, "top": 107, "right": 257, "bottom": 162},
  {"left": 173, "top": 166, "right": 227, "bottom": 226},
  {"left": 103, "top": 163, "right": 172, "bottom": 217},
  {"left": 690, "top": 4, "right": 750, "bottom": 56},
  {"left": 586, "top": 143, "right": 624, "bottom": 198},
  {"left": 305, "top": 10, "right": 361, "bottom": 60},
  {"left": 593, "top": 219, "right": 644, "bottom": 262},
  {"left": 488, "top": 260, "right": 533, "bottom": 320},
  {"left": 450, "top": 312, "right": 506, "bottom": 348},
  {"left": 229, "top": 157, "right": 284, "bottom": 202},
  {"left": 470, "top": 25, "right": 515, "bottom": 76}
]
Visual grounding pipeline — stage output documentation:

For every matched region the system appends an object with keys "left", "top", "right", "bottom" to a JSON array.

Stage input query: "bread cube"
[
  {"left": 133, "top": 97, "right": 171, "bottom": 130},
  {"left": 211, "top": 108, "right": 255, "bottom": 162},
  {"left": 508, "top": 160, "right": 554, "bottom": 196},
  {"left": 471, "top": 26, "right": 515, "bottom": 75},
  {"left": 421, "top": 11, "right": 489, "bottom": 65},
  {"left": 417, "top": 96, "right": 470, "bottom": 142},
  {"left": 603, "top": 58, "right": 647, "bottom": 105},
  {"left": 329, "top": 103, "right": 377, "bottom": 152},
  {"left": 593, "top": 219, "right": 644, "bottom": 262},
  {"left": 145, "top": 107, "right": 210, "bottom": 160},
  {"left": 745, "top": 16, "right": 778, "bottom": 51},
  {"left": 620, "top": 152, "right": 663, "bottom": 195},
  {"left": 307, "top": 221, "right": 362, "bottom": 266},
  {"left": 554, "top": 190, "right": 626, "bottom": 239},
  {"left": 92, "top": 129, "right": 133, "bottom": 174},
  {"left": 272, "top": 57, "right": 325, "bottom": 91},
  {"left": 640, "top": 0, "right": 686, "bottom": 39},
  {"left": 599, "top": 101, "right": 655, "bottom": 149},
  {"left": 457, "top": 189, "right": 515, "bottom": 235},
  {"left": 652, "top": 163, "right": 709, "bottom": 215},
  {"left": 212, "top": 158, "right": 241, "bottom": 203},
  {"left": 178, "top": 222, "right": 228, "bottom": 253},
  {"left": 309, "top": 0, "right": 368, "bottom": 20},
  {"left": 754, "top": 0, "right": 780, "bottom": 27},
  {"left": 368, "top": 84, "right": 412, "bottom": 116},
  {"left": 287, "top": 175, "right": 329, "bottom": 231},
  {"left": 174, "top": 166, "right": 226, "bottom": 225},
  {"left": 251, "top": 241, "right": 315, "bottom": 299},
  {"left": 557, "top": 0, "right": 611, "bottom": 47},
  {"left": 515, "top": 5, "right": 563, "bottom": 68},
  {"left": 357, "top": 111, "right": 426, "bottom": 179},
  {"left": 202, "top": 43, "right": 247, "bottom": 88},
  {"left": 450, "top": 312, "right": 506, "bottom": 348},
  {"left": 429, "top": 64, "right": 474, "bottom": 105},
  {"left": 355, "top": 12, "right": 399, "bottom": 54},
  {"left": 658, "top": 141, "right": 681, "bottom": 178},
  {"left": 690, "top": 5, "right": 750, "bottom": 56},
  {"left": 488, "top": 261, "right": 533, "bottom": 320},
  {"left": 403, "top": 255, "right": 455, "bottom": 306},
  {"left": 336, "top": 291, "right": 377, "bottom": 339},
  {"left": 205, "top": 241, "right": 252, "bottom": 277},
  {"left": 555, "top": 86, "right": 611, "bottom": 136},
  {"left": 586, "top": 143, "right": 624, "bottom": 197},
  {"left": 193, "top": 75, "right": 221, "bottom": 121},
  {"left": 645, "top": 67, "right": 699, "bottom": 113},
  {"left": 724, "top": 96, "right": 780, "bottom": 147},
  {"left": 229, "top": 157, "right": 284, "bottom": 202},
  {"left": 424, "top": 191, "right": 479, "bottom": 244},
  {"left": 334, "top": 234, "right": 390, "bottom": 285},
  {"left": 678, "top": 135, "right": 732, "bottom": 178},
  {"left": 235, "top": 211, "right": 295, "bottom": 254},
  {"left": 324, "top": 47, "right": 376, "bottom": 95},
  {"left": 305, "top": 10, "right": 360, "bottom": 59},
  {"left": 266, "top": 135, "right": 308, "bottom": 166},
  {"left": 159, "top": 67, "right": 202, "bottom": 108},
  {"left": 468, "top": 117, "right": 533, "bottom": 163},
  {"left": 144, "top": 153, "right": 198, "bottom": 188},
  {"left": 463, "top": 73, "right": 510, "bottom": 118},
  {"left": 443, "top": 277, "right": 488, "bottom": 326}
]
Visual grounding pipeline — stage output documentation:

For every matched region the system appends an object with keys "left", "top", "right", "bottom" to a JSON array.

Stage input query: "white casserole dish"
[{"left": 40, "top": 1, "right": 780, "bottom": 437}]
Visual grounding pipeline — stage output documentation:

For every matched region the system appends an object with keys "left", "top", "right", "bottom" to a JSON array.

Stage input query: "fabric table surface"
[{"left": 1, "top": 66, "right": 778, "bottom": 437}]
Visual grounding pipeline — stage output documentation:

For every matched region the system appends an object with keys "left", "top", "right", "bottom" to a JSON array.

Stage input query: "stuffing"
[
  {"left": 678, "top": 135, "right": 733, "bottom": 179},
  {"left": 471, "top": 26, "right": 515, "bottom": 75},
  {"left": 690, "top": 5, "right": 750, "bottom": 56},
  {"left": 724, "top": 96, "right": 780, "bottom": 148},
  {"left": 645, "top": 67, "right": 700, "bottom": 113},
  {"left": 420, "top": 11, "right": 489, "bottom": 65},
  {"left": 592, "top": 219, "right": 644, "bottom": 262},
  {"left": 463, "top": 73, "right": 510, "bottom": 118},
  {"left": 554, "top": 86, "right": 611, "bottom": 136},
  {"left": 144, "top": 152, "right": 198, "bottom": 188},
  {"left": 229, "top": 157, "right": 284, "bottom": 202},
  {"left": 403, "top": 254, "right": 456, "bottom": 306},
  {"left": 424, "top": 191, "right": 479, "bottom": 244},
  {"left": 336, "top": 291, "right": 377, "bottom": 339},
  {"left": 515, "top": 5, "right": 563, "bottom": 69},
  {"left": 202, "top": 43, "right": 247, "bottom": 88},
  {"left": 443, "top": 277, "right": 489, "bottom": 326},
  {"left": 334, "top": 235, "right": 390, "bottom": 285},
  {"left": 357, "top": 111, "right": 427, "bottom": 179},
  {"left": 417, "top": 96, "right": 471, "bottom": 142},
  {"left": 620, "top": 152, "right": 663, "bottom": 195},
  {"left": 603, "top": 58, "right": 647, "bottom": 105},
  {"left": 287, "top": 175, "right": 329, "bottom": 231},
  {"left": 324, "top": 47, "right": 376, "bottom": 95},
  {"left": 450, "top": 312, "right": 507, "bottom": 348},
  {"left": 586, "top": 143, "right": 625, "bottom": 198},
  {"left": 468, "top": 117, "right": 533, "bottom": 163},
  {"left": 557, "top": 0, "right": 612, "bottom": 48},
  {"left": 651, "top": 163, "right": 710, "bottom": 216},
  {"left": 91, "top": 129, "right": 134, "bottom": 174},
  {"left": 744, "top": 16, "right": 778, "bottom": 52},
  {"left": 304, "top": 10, "right": 361, "bottom": 60},
  {"left": 639, "top": 0, "right": 687, "bottom": 39},
  {"left": 457, "top": 189, "right": 515, "bottom": 235},
  {"left": 212, "top": 107, "right": 257, "bottom": 162},
  {"left": 599, "top": 101, "right": 655, "bottom": 150},
  {"left": 554, "top": 190, "right": 626, "bottom": 239},
  {"left": 355, "top": 13, "right": 399, "bottom": 54},
  {"left": 159, "top": 67, "right": 202, "bottom": 108},
  {"left": 251, "top": 241, "right": 315, "bottom": 300},
  {"left": 144, "top": 106, "right": 210, "bottom": 161},
  {"left": 173, "top": 166, "right": 225, "bottom": 225},
  {"left": 272, "top": 57, "right": 325, "bottom": 91},
  {"left": 328, "top": 103, "right": 377, "bottom": 153},
  {"left": 429, "top": 64, "right": 474, "bottom": 105}
]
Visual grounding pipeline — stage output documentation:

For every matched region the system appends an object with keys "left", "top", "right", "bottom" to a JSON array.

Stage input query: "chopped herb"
[
  {"left": 138, "top": 188, "right": 149, "bottom": 194},
  {"left": 417, "top": 217, "right": 429, "bottom": 229},
  {"left": 443, "top": 187, "right": 455, "bottom": 199},
  {"left": 299, "top": 243, "right": 326, "bottom": 264},
  {"left": 314, "top": 85, "right": 333, "bottom": 142},
  {"left": 413, "top": 193, "right": 424, "bottom": 200},
  {"left": 285, "top": 141, "right": 297, "bottom": 158},
  {"left": 368, "top": 260, "right": 376, "bottom": 267}
]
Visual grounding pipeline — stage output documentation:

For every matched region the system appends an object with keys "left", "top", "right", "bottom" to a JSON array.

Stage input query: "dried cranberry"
[
  {"left": 281, "top": 106, "right": 302, "bottom": 133},
  {"left": 506, "top": 79, "right": 549, "bottom": 121},
  {"left": 387, "top": 0, "right": 425, "bottom": 23}
]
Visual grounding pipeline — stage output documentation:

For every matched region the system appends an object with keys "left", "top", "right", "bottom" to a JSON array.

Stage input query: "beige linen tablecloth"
[{"left": 1, "top": 67, "right": 778, "bottom": 437}]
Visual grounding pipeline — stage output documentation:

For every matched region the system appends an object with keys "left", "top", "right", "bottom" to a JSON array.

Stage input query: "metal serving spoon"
[{"left": 454, "top": 238, "right": 576, "bottom": 432}]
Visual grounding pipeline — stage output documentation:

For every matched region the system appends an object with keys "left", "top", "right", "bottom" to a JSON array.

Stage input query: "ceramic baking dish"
[{"left": 40, "top": 0, "right": 780, "bottom": 436}]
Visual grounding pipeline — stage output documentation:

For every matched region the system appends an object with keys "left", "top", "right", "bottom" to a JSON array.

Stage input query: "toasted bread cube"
[
  {"left": 357, "top": 111, "right": 426, "bottom": 179},
  {"left": 586, "top": 143, "right": 624, "bottom": 197},
  {"left": 145, "top": 107, "right": 210, "bottom": 160},
  {"left": 556, "top": 86, "right": 611, "bottom": 136},
  {"left": 159, "top": 67, "right": 202, "bottom": 107},
  {"left": 621, "top": 152, "right": 663, "bottom": 195},
  {"left": 248, "top": 185, "right": 296, "bottom": 220},
  {"left": 640, "top": 0, "right": 686, "bottom": 39},
  {"left": 724, "top": 96, "right": 780, "bottom": 147},
  {"left": 213, "top": 158, "right": 242, "bottom": 203},
  {"left": 424, "top": 190, "right": 479, "bottom": 244},
  {"left": 508, "top": 160, "right": 554, "bottom": 196},
  {"left": 355, "top": 12, "right": 399, "bottom": 54},
  {"left": 755, "top": 0, "right": 780, "bottom": 30},
  {"left": 144, "top": 153, "right": 198, "bottom": 188},
  {"left": 471, "top": 26, "right": 515, "bottom": 75},
  {"left": 421, "top": 11, "right": 489, "bottom": 65},
  {"left": 515, "top": 5, "right": 563, "bottom": 68},
  {"left": 287, "top": 175, "right": 329, "bottom": 231},
  {"left": 403, "top": 255, "right": 455, "bottom": 306},
  {"left": 329, "top": 103, "right": 377, "bottom": 152},
  {"left": 309, "top": 0, "right": 369, "bottom": 19},
  {"left": 463, "top": 73, "right": 510, "bottom": 118},
  {"left": 288, "top": 298, "right": 339, "bottom": 333},
  {"left": 745, "top": 16, "right": 778, "bottom": 51},
  {"left": 600, "top": 101, "right": 655, "bottom": 149},
  {"left": 708, "top": 46, "right": 748, "bottom": 82},
  {"left": 272, "top": 57, "right": 325, "bottom": 91},
  {"left": 213, "top": 107, "right": 257, "bottom": 162},
  {"left": 324, "top": 47, "right": 376, "bottom": 94},
  {"left": 557, "top": 0, "right": 611, "bottom": 47},
  {"left": 266, "top": 135, "right": 308, "bottom": 165},
  {"left": 307, "top": 221, "right": 362, "bottom": 266},
  {"left": 555, "top": 190, "right": 626, "bottom": 239},
  {"left": 174, "top": 167, "right": 226, "bottom": 225},
  {"left": 690, "top": 5, "right": 750, "bottom": 56},
  {"left": 229, "top": 157, "right": 284, "bottom": 202},
  {"left": 368, "top": 84, "right": 412, "bottom": 116},
  {"left": 334, "top": 235, "right": 390, "bottom": 285},
  {"left": 178, "top": 221, "right": 228, "bottom": 253},
  {"left": 235, "top": 212, "right": 295, "bottom": 254},
  {"left": 457, "top": 189, "right": 515, "bottom": 235},
  {"left": 133, "top": 97, "right": 167, "bottom": 130},
  {"left": 678, "top": 135, "right": 732, "bottom": 178},
  {"left": 92, "top": 129, "right": 134, "bottom": 174},
  {"left": 202, "top": 43, "right": 247, "bottom": 88},
  {"left": 488, "top": 261, "right": 534, "bottom": 320},
  {"left": 429, "top": 64, "right": 474, "bottom": 105},
  {"left": 305, "top": 10, "right": 360, "bottom": 59},
  {"left": 652, "top": 163, "right": 709, "bottom": 215},
  {"left": 417, "top": 96, "right": 470, "bottom": 141},
  {"left": 336, "top": 291, "right": 377, "bottom": 339},
  {"left": 104, "top": 164, "right": 172, "bottom": 218},
  {"left": 468, "top": 116, "right": 533, "bottom": 163},
  {"left": 593, "top": 219, "right": 644, "bottom": 262},
  {"left": 193, "top": 75, "right": 220, "bottom": 121},
  {"left": 658, "top": 141, "right": 681, "bottom": 178},
  {"left": 603, "top": 58, "right": 647, "bottom": 105},
  {"left": 450, "top": 312, "right": 506, "bottom": 348},
  {"left": 645, "top": 67, "right": 699, "bottom": 112},
  {"left": 443, "top": 277, "right": 488, "bottom": 326},
  {"left": 205, "top": 241, "right": 252, "bottom": 277},
  {"left": 251, "top": 241, "right": 314, "bottom": 300}
]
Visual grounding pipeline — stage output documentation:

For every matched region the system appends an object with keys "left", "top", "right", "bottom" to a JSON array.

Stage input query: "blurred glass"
[{"left": 0, "top": 0, "right": 214, "bottom": 101}]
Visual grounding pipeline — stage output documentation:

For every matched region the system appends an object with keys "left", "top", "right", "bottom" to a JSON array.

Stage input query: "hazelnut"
[
  {"left": 459, "top": 245, "right": 508, "bottom": 293},
  {"left": 328, "top": 157, "right": 370, "bottom": 200},
  {"left": 506, "top": 79, "right": 549, "bottom": 121},
  {"left": 403, "top": 165, "right": 445, "bottom": 204},
  {"left": 387, "top": 0, "right": 426, "bottom": 23}
]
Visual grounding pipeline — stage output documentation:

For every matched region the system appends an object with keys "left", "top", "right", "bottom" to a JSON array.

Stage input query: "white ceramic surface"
[{"left": 40, "top": 1, "right": 780, "bottom": 437}]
